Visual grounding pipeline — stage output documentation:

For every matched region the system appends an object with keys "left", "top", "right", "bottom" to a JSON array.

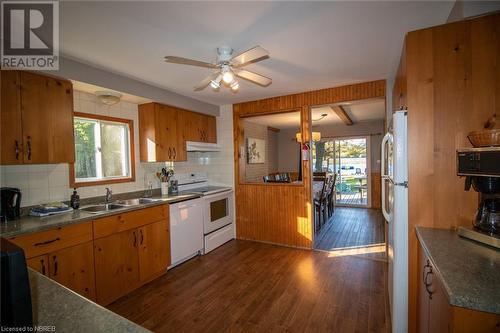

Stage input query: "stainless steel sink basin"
[
  {"left": 81, "top": 203, "right": 126, "bottom": 213},
  {"left": 114, "top": 198, "right": 161, "bottom": 206}
]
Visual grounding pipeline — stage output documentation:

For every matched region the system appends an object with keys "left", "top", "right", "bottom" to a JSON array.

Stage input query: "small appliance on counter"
[
  {"left": 0, "top": 238, "right": 33, "bottom": 329},
  {"left": 1, "top": 187, "right": 22, "bottom": 223},
  {"left": 457, "top": 147, "right": 500, "bottom": 248}
]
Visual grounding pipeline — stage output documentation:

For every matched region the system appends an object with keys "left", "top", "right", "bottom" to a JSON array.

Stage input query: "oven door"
[{"left": 203, "top": 190, "right": 234, "bottom": 234}]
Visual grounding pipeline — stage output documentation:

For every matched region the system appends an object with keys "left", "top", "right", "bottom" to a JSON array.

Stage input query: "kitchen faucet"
[{"left": 105, "top": 188, "right": 113, "bottom": 203}]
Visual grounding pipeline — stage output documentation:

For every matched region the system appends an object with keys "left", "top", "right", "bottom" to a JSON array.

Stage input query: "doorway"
[{"left": 313, "top": 136, "right": 370, "bottom": 207}]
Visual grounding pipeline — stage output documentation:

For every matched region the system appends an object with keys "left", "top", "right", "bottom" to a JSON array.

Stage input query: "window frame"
[{"left": 70, "top": 112, "right": 136, "bottom": 188}]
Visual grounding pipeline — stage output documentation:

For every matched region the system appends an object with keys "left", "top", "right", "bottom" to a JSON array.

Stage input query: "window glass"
[{"left": 74, "top": 115, "right": 132, "bottom": 184}]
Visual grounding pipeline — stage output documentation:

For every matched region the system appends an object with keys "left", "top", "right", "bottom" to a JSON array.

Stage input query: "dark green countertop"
[
  {"left": 1, "top": 192, "right": 201, "bottom": 238},
  {"left": 415, "top": 227, "right": 500, "bottom": 314}
]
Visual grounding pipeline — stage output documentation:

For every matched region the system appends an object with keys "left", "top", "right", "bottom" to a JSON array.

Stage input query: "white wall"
[
  {"left": 0, "top": 91, "right": 165, "bottom": 207},
  {"left": 173, "top": 105, "right": 235, "bottom": 187}
]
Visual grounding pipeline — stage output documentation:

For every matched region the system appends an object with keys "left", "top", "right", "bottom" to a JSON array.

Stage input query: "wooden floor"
[
  {"left": 109, "top": 239, "right": 391, "bottom": 333},
  {"left": 314, "top": 207, "right": 386, "bottom": 260}
]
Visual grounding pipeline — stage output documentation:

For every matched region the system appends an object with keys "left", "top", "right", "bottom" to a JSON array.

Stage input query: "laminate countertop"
[
  {"left": 29, "top": 268, "right": 149, "bottom": 333},
  {"left": 0, "top": 192, "right": 201, "bottom": 238},
  {"left": 415, "top": 227, "right": 500, "bottom": 314}
]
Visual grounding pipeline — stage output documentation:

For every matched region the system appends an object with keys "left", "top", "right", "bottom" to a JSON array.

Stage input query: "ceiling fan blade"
[
  {"left": 193, "top": 72, "right": 220, "bottom": 91},
  {"left": 231, "top": 46, "right": 269, "bottom": 67},
  {"left": 234, "top": 69, "right": 272, "bottom": 87},
  {"left": 164, "top": 56, "right": 217, "bottom": 68}
]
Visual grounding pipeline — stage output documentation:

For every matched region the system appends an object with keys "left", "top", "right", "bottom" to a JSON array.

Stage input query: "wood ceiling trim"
[{"left": 331, "top": 105, "right": 354, "bottom": 125}]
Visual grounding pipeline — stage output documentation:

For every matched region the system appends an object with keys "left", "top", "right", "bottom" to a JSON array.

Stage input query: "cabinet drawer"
[
  {"left": 8, "top": 222, "right": 92, "bottom": 259},
  {"left": 93, "top": 204, "right": 168, "bottom": 239}
]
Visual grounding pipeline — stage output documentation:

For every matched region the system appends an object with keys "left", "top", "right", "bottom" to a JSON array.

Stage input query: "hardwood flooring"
[
  {"left": 314, "top": 208, "right": 386, "bottom": 260},
  {"left": 108, "top": 239, "right": 391, "bottom": 333}
]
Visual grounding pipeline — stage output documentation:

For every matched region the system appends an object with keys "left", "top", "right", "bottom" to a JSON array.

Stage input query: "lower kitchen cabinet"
[
  {"left": 418, "top": 244, "right": 500, "bottom": 333},
  {"left": 138, "top": 220, "right": 170, "bottom": 281},
  {"left": 26, "top": 241, "right": 96, "bottom": 300},
  {"left": 93, "top": 207, "right": 171, "bottom": 305},
  {"left": 94, "top": 229, "right": 140, "bottom": 305}
]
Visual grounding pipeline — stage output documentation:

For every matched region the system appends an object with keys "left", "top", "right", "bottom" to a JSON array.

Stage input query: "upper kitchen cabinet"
[
  {"left": 182, "top": 110, "right": 217, "bottom": 143},
  {"left": 138, "top": 102, "right": 187, "bottom": 162},
  {"left": 1, "top": 71, "right": 22, "bottom": 164},
  {"left": 0, "top": 70, "right": 75, "bottom": 165}
]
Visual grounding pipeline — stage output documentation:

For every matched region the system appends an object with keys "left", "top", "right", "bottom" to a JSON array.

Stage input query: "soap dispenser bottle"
[{"left": 70, "top": 188, "right": 80, "bottom": 209}]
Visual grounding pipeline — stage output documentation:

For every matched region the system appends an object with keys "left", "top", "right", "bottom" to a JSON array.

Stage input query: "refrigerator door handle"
[{"left": 381, "top": 132, "right": 393, "bottom": 222}]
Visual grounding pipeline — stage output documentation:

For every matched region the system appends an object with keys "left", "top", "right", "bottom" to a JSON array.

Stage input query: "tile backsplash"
[{"left": 0, "top": 91, "right": 234, "bottom": 207}]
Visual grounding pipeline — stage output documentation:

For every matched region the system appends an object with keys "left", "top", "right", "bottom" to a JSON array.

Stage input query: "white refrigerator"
[{"left": 381, "top": 110, "right": 408, "bottom": 333}]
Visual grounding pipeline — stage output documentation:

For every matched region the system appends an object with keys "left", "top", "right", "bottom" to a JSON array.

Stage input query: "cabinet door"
[
  {"left": 94, "top": 229, "right": 140, "bottom": 305},
  {"left": 427, "top": 267, "right": 452, "bottom": 333},
  {"left": 27, "top": 254, "right": 49, "bottom": 276},
  {"left": 418, "top": 247, "right": 430, "bottom": 333},
  {"left": 20, "top": 72, "right": 74, "bottom": 164},
  {"left": 49, "top": 241, "right": 96, "bottom": 300},
  {"left": 183, "top": 111, "right": 203, "bottom": 142},
  {"left": 1, "top": 70, "right": 23, "bottom": 165},
  {"left": 155, "top": 104, "right": 178, "bottom": 161},
  {"left": 174, "top": 109, "right": 187, "bottom": 161},
  {"left": 138, "top": 220, "right": 170, "bottom": 282},
  {"left": 206, "top": 115, "right": 217, "bottom": 143}
]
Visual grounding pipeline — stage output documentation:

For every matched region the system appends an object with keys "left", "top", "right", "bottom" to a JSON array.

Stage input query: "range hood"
[{"left": 186, "top": 141, "right": 221, "bottom": 152}]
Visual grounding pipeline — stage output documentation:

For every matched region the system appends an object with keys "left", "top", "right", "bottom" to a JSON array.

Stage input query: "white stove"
[{"left": 173, "top": 173, "right": 234, "bottom": 254}]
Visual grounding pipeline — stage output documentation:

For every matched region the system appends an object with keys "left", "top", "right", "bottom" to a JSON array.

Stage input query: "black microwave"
[{"left": 457, "top": 147, "right": 500, "bottom": 177}]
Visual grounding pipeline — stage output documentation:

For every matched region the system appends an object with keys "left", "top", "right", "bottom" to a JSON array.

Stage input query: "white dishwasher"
[{"left": 169, "top": 198, "right": 204, "bottom": 268}]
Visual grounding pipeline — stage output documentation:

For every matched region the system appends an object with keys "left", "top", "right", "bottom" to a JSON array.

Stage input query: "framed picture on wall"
[{"left": 247, "top": 137, "right": 265, "bottom": 164}]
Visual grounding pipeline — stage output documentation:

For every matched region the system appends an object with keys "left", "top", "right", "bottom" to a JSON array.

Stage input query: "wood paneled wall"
[
  {"left": 233, "top": 80, "right": 386, "bottom": 248},
  {"left": 395, "top": 13, "right": 499, "bottom": 333},
  {"left": 371, "top": 172, "right": 382, "bottom": 209}
]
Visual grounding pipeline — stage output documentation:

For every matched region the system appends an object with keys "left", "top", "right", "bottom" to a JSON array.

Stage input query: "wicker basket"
[{"left": 467, "top": 129, "right": 500, "bottom": 147}]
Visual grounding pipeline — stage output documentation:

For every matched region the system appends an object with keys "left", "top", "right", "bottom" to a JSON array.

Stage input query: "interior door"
[
  {"left": 138, "top": 220, "right": 170, "bottom": 281},
  {"left": 94, "top": 229, "right": 140, "bottom": 304}
]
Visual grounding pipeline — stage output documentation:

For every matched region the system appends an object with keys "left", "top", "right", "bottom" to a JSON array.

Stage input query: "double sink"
[{"left": 81, "top": 198, "right": 161, "bottom": 213}]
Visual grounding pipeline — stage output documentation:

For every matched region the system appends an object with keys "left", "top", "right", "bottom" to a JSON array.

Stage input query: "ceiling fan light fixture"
[
  {"left": 230, "top": 80, "right": 239, "bottom": 91},
  {"left": 222, "top": 71, "right": 234, "bottom": 84},
  {"left": 210, "top": 79, "right": 220, "bottom": 90}
]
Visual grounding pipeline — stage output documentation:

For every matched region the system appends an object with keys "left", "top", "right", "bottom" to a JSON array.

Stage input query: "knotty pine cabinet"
[
  {"left": 10, "top": 222, "right": 96, "bottom": 300},
  {"left": 417, "top": 244, "right": 500, "bottom": 333},
  {"left": 139, "top": 102, "right": 187, "bottom": 162},
  {"left": 182, "top": 110, "right": 217, "bottom": 143},
  {"left": 139, "top": 102, "right": 217, "bottom": 162},
  {"left": 0, "top": 70, "right": 75, "bottom": 165},
  {"left": 93, "top": 205, "right": 170, "bottom": 305}
]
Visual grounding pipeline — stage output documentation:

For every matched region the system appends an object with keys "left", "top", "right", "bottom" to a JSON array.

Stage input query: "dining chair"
[{"left": 327, "top": 173, "right": 338, "bottom": 217}]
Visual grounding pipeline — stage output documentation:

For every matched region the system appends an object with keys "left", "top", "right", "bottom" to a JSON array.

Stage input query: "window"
[{"left": 71, "top": 113, "right": 135, "bottom": 187}]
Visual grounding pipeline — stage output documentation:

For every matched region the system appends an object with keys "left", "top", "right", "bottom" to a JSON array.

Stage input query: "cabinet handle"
[
  {"left": 41, "top": 259, "right": 46, "bottom": 275},
  {"left": 133, "top": 231, "right": 137, "bottom": 247},
  {"left": 26, "top": 136, "right": 32, "bottom": 160},
  {"left": 53, "top": 255, "right": 58, "bottom": 276},
  {"left": 15, "top": 140, "right": 20, "bottom": 160},
  {"left": 140, "top": 229, "right": 144, "bottom": 245},
  {"left": 173, "top": 147, "right": 176, "bottom": 159},
  {"left": 168, "top": 147, "right": 172, "bottom": 159},
  {"left": 34, "top": 237, "right": 60, "bottom": 247},
  {"left": 424, "top": 269, "right": 433, "bottom": 299},
  {"left": 422, "top": 260, "right": 431, "bottom": 284}
]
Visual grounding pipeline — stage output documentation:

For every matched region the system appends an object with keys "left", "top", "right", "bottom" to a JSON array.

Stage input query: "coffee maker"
[
  {"left": 1, "top": 187, "right": 22, "bottom": 223},
  {"left": 457, "top": 148, "right": 500, "bottom": 248}
]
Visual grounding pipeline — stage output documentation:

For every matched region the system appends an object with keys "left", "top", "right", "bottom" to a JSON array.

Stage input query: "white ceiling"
[
  {"left": 60, "top": 1, "right": 454, "bottom": 105},
  {"left": 245, "top": 97, "right": 385, "bottom": 129}
]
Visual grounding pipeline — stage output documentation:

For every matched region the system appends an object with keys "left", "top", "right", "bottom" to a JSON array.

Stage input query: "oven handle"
[{"left": 203, "top": 189, "right": 234, "bottom": 200}]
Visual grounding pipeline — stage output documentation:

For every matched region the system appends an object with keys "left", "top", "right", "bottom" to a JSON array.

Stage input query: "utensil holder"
[{"left": 161, "top": 182, "right": 169, "bottom": 196}]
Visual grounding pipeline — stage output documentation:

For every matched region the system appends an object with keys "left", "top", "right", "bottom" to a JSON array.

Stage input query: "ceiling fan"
[{"left": 164, "top": 46, "right": 272, "bottom": 92}]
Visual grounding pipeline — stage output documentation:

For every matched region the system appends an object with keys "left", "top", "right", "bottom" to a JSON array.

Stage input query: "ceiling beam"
[
  {"left": 331, "top": 106, "right": 353, "bottom": 125},
  {"left": 267, "top": 126, "right": 280, "bottom": 133}
]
